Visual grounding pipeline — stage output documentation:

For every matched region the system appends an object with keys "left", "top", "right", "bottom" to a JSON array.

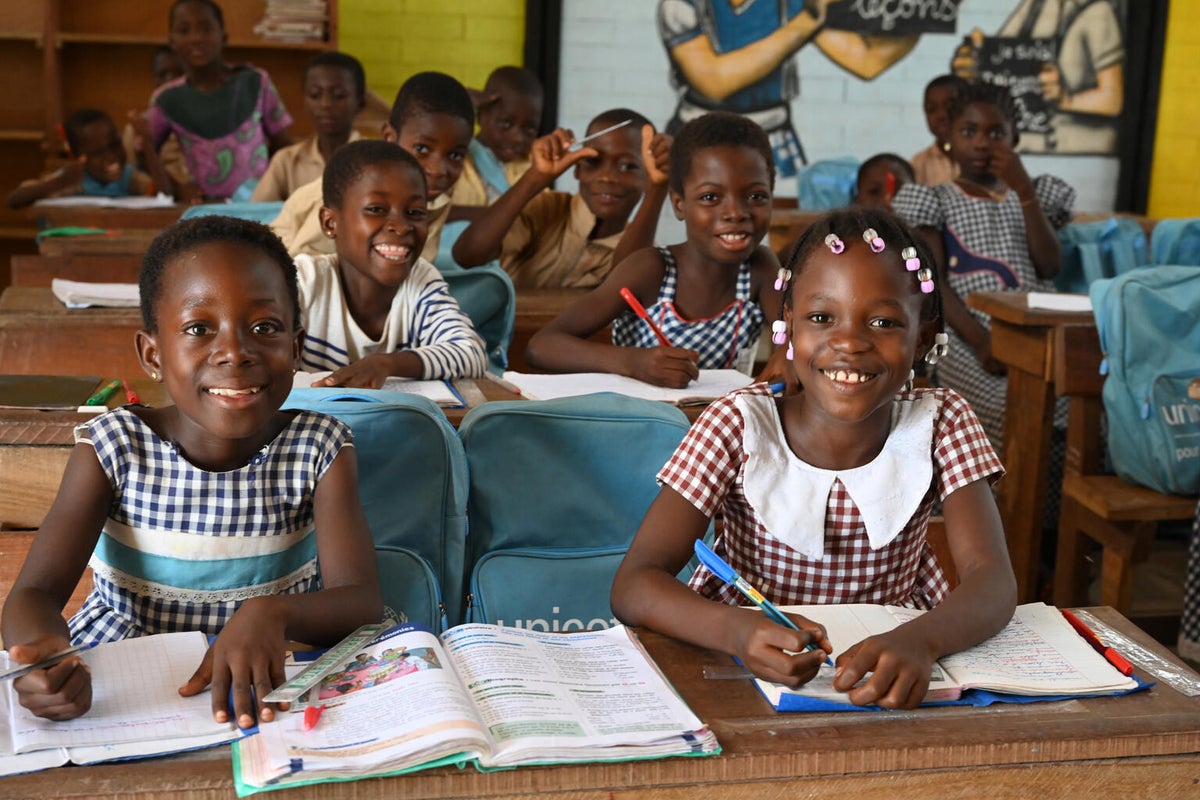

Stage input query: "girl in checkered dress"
[
  {"left": 612, "top": 209, "right": 1016, "bottom": 710},
  {"left": 526, "top": 112, "right": 787, "bottom": 387},
  {"left": 891, "top": 80, "right": 1076, "bottom": 452},
  {"left": 1, "top": 217, "right": 382, "bottom": 726}
]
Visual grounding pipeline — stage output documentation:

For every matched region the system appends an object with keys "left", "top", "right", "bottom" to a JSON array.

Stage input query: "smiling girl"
[
  {"left": 526, "top": 111, "right": 783, "bottom": 387},
  {"left": 297, "top": 139, "right": 486, "bottom": 386}
]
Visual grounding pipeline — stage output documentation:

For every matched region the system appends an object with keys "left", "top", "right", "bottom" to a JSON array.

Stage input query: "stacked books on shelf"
[{"left": 254, "top": 0, "right": 328, "bottom": 43}]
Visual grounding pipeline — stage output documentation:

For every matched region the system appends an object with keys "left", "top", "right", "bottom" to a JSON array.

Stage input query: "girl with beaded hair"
[{"left": 612, "top": 207, "right": 1016, "bottom": 710}]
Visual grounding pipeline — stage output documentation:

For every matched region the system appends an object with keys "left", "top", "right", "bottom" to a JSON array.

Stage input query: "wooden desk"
[
  {"left": 768, "top": 207, "right": 824, "bottom": 255},
  {"left": 26, "top": 203, "right": 184, "bottom": 233},
  {"left": 37, "top": 229, "right": 162, "bottom": 257},
  {"left": 0, "top": 287, "right": 143, "bottom": 377},
  {"left": 2, "top": 608, "right": 1197, "bottom": 799},
  {"left": 11, "top": 255, "right": 142, "bottom": 288},
  {"left": 966, "top": 291, "right": 1096, "bottom": 603},
  {"left": 508, "top": 288, "right": 608, "bottom": 373}
]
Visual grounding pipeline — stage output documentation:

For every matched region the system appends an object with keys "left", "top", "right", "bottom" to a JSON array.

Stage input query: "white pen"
[{"left": 568, "top": 118, "right": 632, "bottom": 152}]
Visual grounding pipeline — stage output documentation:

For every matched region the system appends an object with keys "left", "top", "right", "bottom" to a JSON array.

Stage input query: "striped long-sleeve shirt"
[{"left": 295, "top": 253, "right": 487, "bottom": 379}]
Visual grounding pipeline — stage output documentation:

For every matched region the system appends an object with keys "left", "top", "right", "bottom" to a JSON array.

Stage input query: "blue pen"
[
  {"left": 768, "top": 381, "right": 786, "bottom": 395},
  {"left": 694, "top": 539, "right": 831, "bottom": 664}
]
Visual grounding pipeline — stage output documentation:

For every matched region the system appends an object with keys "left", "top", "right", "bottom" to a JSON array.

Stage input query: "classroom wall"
[
  {"left": 556, "top": 1, "right": 1122, "bottom": 215},
  {"left": 338, "top": 0, "right": 525, "bottom": 107},
  {"left": 1146, "top": 2, "right": 1200, "bottom": 218}
]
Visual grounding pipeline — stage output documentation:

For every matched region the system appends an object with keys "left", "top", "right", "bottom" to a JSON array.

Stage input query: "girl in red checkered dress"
[{"left": 612, "top": 208, "right": 1017, "bottom": 710}]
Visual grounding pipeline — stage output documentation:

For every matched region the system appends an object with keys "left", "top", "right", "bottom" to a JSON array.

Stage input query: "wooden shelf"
[{"left": 0, "top": 130, "right": 45, "bottom": 142}]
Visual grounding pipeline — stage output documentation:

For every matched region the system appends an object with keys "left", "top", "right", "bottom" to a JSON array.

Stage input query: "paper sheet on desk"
[
  {"left": 501, "top": 369, "right": 754, "bottom": 404},
  {"left": 33, "top": 193, "right": 175, "bottom": 209},
  {"left": 293, "top": 372, "right": 465, "bottom": 407},
  {"left": 1026, "top": 292, "right": 1092, "bottom": 312},
  {"left": 51, "top": 278, "right": 139, "bottom": 308}
]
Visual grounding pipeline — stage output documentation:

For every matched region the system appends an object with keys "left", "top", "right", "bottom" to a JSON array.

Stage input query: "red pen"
[
  {"left": 885, "top": 171, "right": 896, "bottom": 203},
  {"left": 121, "top": 380, "right": 140, "bottom": 405},
  {"left": 619, "top": 286, "right": 673, "bottom": 348},
  {"left": 1061, "top": 609, "right": 1135, "bottom": 676},
  {"left": 302, "top": 703, "right": 326, "bottom": 731}
]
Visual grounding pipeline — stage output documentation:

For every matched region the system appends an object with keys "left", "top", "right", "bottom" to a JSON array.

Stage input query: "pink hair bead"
[
  {"left": 771, "top": 319, "right": 787, "bottom": 345},
  {"left": 863, "top": 228, "right": 885, "bottom": 253},
  {"left": 917, "top": 267, "right": 935, "bottom": 294},
  {"left": 902, "top": 246, "right": 920, "bottom": 271},
  {"left": 824, "top": 233, "right": 844, "bottom": 254},
  {"left": 785, "top": 343, "right": 794, "bottom": 361},
  {"left": 773, "top": 268, "right": 792, "bottom": 292}
]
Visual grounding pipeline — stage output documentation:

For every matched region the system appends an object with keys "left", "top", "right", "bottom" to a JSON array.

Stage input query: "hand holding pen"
[
  {"left": 4, "top": 635, "right": 95, "bottom": 721},
  {"left": 619, "top": 286, "right": 699, "bottom": 388}
]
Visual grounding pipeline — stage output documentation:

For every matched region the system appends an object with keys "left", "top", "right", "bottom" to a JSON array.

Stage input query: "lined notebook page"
[{"left": 501, "top": 369, "right": 753, "bottom": 404}]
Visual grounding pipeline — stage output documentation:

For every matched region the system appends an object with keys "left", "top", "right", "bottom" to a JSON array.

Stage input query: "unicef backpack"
[
  {"left": 1150, "top": 218, "right": 1200, "bottom": 266},
  {"left": 797, "top": 157, "right": 858, "bottom": 210},
  {"left": 1056, "top": 217, "right": 1148, "bottom": 294},
  {"left": 1089, "top": 266, "right": 1200, "bottom": 495}
]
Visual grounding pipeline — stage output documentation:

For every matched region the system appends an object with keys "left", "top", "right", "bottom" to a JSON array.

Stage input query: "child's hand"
[
  {"left": 54, "top": 157, "right": 86, "bottom": 188},
  {"left": 311, "top": 355, "right": 403, "bottom": 390},
  {"left": 988, "top": 141, "right": 1034, "bottom": 199},
  {"left": 641, "top": 125, "right": 671, "bottom": 186},
  {"left": 624, "top": 346, "right": 700, "bottom": 388},
  {"left": 831, "top": 628, "right": 937, "bottom": 709},
  {"left": 9, "top": 634, "right": 93, "bottom": 721},
  {"left": 529, "top": 129, "right": 597, "bottom": 181},
  {"left": 733, "top": 611, "right": 830, "bottom": 688},
  {"left": 179, "top": 597, "right": 287, "bottom": 729},
  {"left": 951, "top": 28, "right": 985, "bottom": 80}
]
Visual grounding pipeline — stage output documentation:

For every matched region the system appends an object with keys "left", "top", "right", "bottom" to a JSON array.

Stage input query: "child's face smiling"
[
  {"left": 671, "top": 144, "right": 771, "bottom": 265},
  {"left": 304, "top": 65, "right": 361, "bottom": 140},
  {"left": 477, "top": 86, "right": 541, "bottom": 163},
  {"left": 574, "top": 124, "right": 646, "bottom": 228},
  {"left": 786, "top": 241, "right": 928, "bottom": 426},
  {"left": 321, "top": 161, "right": 429, "bottom": 292},
  {"left": 76, "top": 120, "right": 127, "bottom": 185},
  {"left": 139, "top": 242, "right": 300, "bottom": 463},
  {"left": 947, "top": 102, "right": 1014, "bottom": 182},
  {"left": 169, "top": 1, "right": 225, "bottom": 72},
  {"left": 393, "top": 112, "right": 472, "bottom": 201}
]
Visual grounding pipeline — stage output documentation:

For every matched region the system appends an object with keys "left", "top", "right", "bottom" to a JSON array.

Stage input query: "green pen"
[{"left": 85, "top": 379, "right": 122, "bottom": 406}]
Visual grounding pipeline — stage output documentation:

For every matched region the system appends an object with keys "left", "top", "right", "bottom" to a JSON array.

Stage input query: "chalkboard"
[
  {"left": 823, "top": 0, "right": 961, "bottom": 35},
  {"left": 974, "top": 36, "right": 1057, "bottom": 135}
]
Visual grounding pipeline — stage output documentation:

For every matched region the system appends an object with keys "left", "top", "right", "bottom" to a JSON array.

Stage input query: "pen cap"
[{"left": 693, "top": 539, "right": 736, "bottom": 583}]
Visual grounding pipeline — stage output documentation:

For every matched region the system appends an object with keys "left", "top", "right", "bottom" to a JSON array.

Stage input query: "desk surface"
[
  {"left": 27, "top": 203, "right": 184, "bottom": 232},
  {"left": 1, "top": 608, "right": 1196, "bottom": 799},
  {"left": 37, "top": 229, "right": 163, "bottom": 257}
]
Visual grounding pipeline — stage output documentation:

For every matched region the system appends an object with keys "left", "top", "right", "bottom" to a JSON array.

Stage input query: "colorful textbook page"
[
  {"left": 0, "top": 631, "right": 238, "bottom": 777},
  {"left": 234, "top": 623, "right": 718, "bottom": 795},
  {"left": 755, "top": 602, "right": 1142, "bottom": 712}
]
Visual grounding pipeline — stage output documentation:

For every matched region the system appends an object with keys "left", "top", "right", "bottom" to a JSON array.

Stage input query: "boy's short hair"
[
  {"left": 140, "top": 216, "right": 299, "bottom": 332},
  {"left": 305, "top": 51, "right": 366, "bottom": 104},
  {"left": 388, "top": 71, "right": 474, "bottom": 133},
  {"left": 925, "top": 73, "right": 967, "bottom": 97},
  {"left": 587, "top": 107, "right": 653, "bottom": 135},
  {"left": 668, "top": 111, "right": 775, "bottom": 195},
  {"left": 63, "top": 108, "right": 116, "bottom": 154},
  {"left": 168, "top": 0, "right": 225, "bottom": 30},
  {"left": 322, "top": 139, "right": 426, "bottom": 209},
  {"left": 484, "top": 66, "right": 543, "bottom": 103},
  {"left": 855, "top": 153, "right": 915, "bottom": 193}
]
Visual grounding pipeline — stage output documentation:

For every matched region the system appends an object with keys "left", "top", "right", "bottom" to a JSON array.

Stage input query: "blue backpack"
[
  {"left": 1055, "top": 217, "right": 1148, "bottom": 294},
  {"left": 283, "top": 389, "right": 470, "bottom": 630},
  {"left": 1089, "top": 266, "right": 1200, "bottom": 495},
  {"left": 797, "top": 157, "right": 858, "bottom": 210},
  {"left": 1150, "top": 218, "right": 1200, "bottom": 266}
]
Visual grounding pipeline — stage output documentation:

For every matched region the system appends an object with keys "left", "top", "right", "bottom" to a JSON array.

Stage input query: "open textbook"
[
  {"left": 501, "top": 369, "right": 753, "bottom": 405},
  {"left": 50, "top": 278, "right": 139, "bottom": 308},
  {"left": 0, "top": 631, "right": 239, "bottom": 777},
  {"left": 234, "top": 623, "right": 719, "bottom": 795},
  {"left": 292, "top": 372, "right": 465, "bottom": 407},
  {"left": 755, "top": 602, "right": 1142, "bottom": 711}
]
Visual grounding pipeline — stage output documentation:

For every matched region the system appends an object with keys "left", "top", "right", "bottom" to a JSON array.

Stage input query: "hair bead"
[
  {"left": 824, "top": 233, "right": 844, "bottom": 254},
  {"left": 774, "top": 268, "right": 792, "bottom": 292},
  {"left": 863, "top": 228, "right": 885, "bottom": 253},
  {"left": 925, "top": 331, "right": 950, "bottom": 364},
  {"left": 902, "top": 246, "right": 920, "bottom": 271},
  {"left": 916, "top": 266, "right": 935, "bottom": 294},
  {"left": 771, "top": 319, "right": 788, "bottom": 345},
  {"left": 785, "top": 342, "right": 794, "bottom": 361}
]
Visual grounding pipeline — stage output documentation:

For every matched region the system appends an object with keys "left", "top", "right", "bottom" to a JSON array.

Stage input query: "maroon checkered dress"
[{"left": 660, "top": 384, "right": 1003, "bottom": 609}]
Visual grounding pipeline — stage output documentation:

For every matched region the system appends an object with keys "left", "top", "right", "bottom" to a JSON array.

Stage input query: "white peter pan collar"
[{"left": 736, "top": 392, "right": 937, "bottom": 560}]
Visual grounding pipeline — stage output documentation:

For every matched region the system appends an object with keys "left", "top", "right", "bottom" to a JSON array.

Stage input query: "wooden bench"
[
  {"left": 11, "top": 254, "right": 141, "bottom": 287},
  {"left": 1052, "top": 324, "right": 1197, "bottom": 615}
]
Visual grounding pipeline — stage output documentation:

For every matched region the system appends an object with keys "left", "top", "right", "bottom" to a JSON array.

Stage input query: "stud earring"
[
  {"left": 785, "top": 343, "right": 794, "bottom": 361},
  {"left": 771, "top": 320, "right": 787, "bottom": 345},
  {"left": 863, "top": 228, "right": 885, "bottom": 253},
  {"left": 942, "top": 141, "right": 951, "bottom": 153},
  {"left": 824, "top": 233, "right": 844, "bottom": 254},
  {"left": 151, "top": 371, "right": 159, "bottom": 381}
]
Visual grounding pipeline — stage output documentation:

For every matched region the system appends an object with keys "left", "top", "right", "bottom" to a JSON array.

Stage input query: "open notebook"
[
  {"left": 292, "top": 372, "right": 465, "bottom": 407},
  {"left": 501, "top": 369, "right": 754, "bottom": 405}
]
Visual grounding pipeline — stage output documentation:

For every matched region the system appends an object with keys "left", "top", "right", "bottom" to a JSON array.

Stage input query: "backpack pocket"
[
  {"left": 375, "top": 546, "right": 447, "bottom": 633},
  {"left": 1106, "top": 369, "right": 1200, "bottom": 495}
]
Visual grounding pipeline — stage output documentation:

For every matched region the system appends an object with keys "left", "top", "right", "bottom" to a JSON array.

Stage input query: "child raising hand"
[
  {"left": 1, "top": 217, "right": 382, "bottom": 727},
  {"left": 612, "top": 209, "right": 1016, "bottom": 708},
  {"left": 526, "top": 111, "right": 782, "bottom": 386}
]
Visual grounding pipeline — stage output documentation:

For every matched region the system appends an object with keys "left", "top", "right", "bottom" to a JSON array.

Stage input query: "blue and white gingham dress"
[
  {"left": 610, "top": 246, "right": 764, "bottom": 373},
  {"left": 67, "top": 407, "right": 352, "bottom": 645}
]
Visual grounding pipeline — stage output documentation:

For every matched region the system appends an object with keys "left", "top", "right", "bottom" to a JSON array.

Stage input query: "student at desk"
[
  {"left": 612, "top": 209, "right": 1017, "bottom": 709},
  {"left": 1, "top": 216, "right": 382, "bottom": 728}
]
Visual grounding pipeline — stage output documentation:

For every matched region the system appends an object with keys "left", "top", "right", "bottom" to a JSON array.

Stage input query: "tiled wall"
[
  {"left": 557, "top": 1, "right": 1122, "bottom": 214},
  {"left": 339, "top": 0, "right": 525, "bottom": 106}
]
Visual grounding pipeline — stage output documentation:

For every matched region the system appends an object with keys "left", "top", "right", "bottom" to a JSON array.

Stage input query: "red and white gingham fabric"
[{"left": 660, "top": 383, "right": 1003, "bottom": 609}]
